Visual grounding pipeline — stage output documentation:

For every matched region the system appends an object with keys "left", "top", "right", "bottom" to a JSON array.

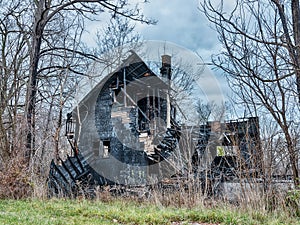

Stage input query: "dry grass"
[
  {"left": 0, "top": 168, "right": 299, "bottom": 224},
  {"left": 0, "top": 154, "right": 33, "bottom": 199}
]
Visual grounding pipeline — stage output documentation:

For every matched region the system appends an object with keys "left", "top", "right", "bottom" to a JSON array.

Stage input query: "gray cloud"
[{"left": 137, "top": 0, "right": 219, "bottom": 53}]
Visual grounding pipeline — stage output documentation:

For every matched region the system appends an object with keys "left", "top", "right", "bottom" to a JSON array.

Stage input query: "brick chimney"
[{"left": 160, "top": 55, "right": 171, "bottom": 80}]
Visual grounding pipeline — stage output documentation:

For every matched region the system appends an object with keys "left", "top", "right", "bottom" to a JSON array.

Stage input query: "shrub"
[
  {"left": 0, "top": 154, "right": 32, "bottom": 199},
  {"left": 286, "top": 188, "right": 300, "bottom": 217}
]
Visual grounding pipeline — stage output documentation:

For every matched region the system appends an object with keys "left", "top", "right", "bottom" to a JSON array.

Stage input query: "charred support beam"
[
  {"left": 123, "top": 67, "right": 127, "bottom": 107},
  {"left": 160, "top": 55, "right": 172, "bottom": 128}
]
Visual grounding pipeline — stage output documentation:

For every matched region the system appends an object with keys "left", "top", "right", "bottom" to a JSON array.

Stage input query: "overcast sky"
[
  {"left": 84, "top": 0, "right": 221, "bottom": 63},
  {"left": 136, "top": 0, "right": 221, "bottom": 63}
]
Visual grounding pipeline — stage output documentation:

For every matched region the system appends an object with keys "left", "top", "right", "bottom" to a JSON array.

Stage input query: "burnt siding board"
[
  {"left": 48, "top": 153, "right": 96, "bottom": 197},
  {"left": 124, "top": 145, "right": 148, "bottom": 166},
  {"left": 160, "top": 98, "right": 168, "bottom": 122},
  {"left": 129, "top": 107, "right": 139, "bottom": 136},
  {"left": 110, "top": 137, "right": 124, "bottom": 162},
  {"left": 107, "top": 136, "right": 148, "bottom": 166},
  {"left": 95, "top": 87, "right": 113, "bottom": 140}
]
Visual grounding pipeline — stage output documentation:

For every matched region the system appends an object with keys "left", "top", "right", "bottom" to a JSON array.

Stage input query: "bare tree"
[
  {"left": 201, "top": 0, "right": 300, "bottom": 185},
  {"left": 95, "top": 16, "right": 141, "bottom": 55},
  {"left": 23, "top": 0, "right": 154, "bottom": 165},
  {"left": 0, "top": 2, "right": 29, "bottom": 162},
  {"left": 195, "top": 100, "right": 227, "bottom": 125},
  {"left": 34, "top": 8, "right": 89, "bottom": 166}
]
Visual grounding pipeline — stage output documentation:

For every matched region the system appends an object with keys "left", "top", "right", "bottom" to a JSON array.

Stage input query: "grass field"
[{"left": 0, "top": 198, "right": 299, "bottom": 225}]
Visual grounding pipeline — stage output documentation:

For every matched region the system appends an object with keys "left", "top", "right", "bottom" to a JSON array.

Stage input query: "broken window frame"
[{"left": 102, "top": 140, "right": 111, "bottom": 158}]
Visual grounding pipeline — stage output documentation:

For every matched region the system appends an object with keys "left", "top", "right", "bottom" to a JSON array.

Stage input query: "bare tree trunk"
[
  {"left": 290, "top": 0, "right": 300, "bottom": 186},
  {"left": 273, "top": 0, "right": 300, "bottom": 101},
  {"left": 0, "top": 113, "right": 9, "bottom": 161},
  {"left": 283, "top": 129, "right": 300, "bottom": 186},
  {"left": 40, "top": 98, "right": 54, "bottom": 162},
  {"left": 54, "top": 101, "right": 63, "bottom": 163},
  {"left": 25, "top": 1, "right": 48, "bottom": 164},
  {"left": 25, "top": 35, "right": 42, "bottom": 163},
  {"left": 292, "top": 0, "right": 300, "bottom": 102}
]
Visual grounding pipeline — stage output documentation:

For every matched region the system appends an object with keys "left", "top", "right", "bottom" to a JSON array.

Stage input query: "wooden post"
[
  {"left": 153, "top": 88, "right": 156, "bottom": 136},
  {"left": 161, "top": 55, "right": 172, "bottom": 128},
  {"left": 123, "top": 67, "right": 127, "bottom": 107},
  {"left": 166, "top": 91, "right": 171, "bottom": 128},
  {"left": 158, "top": 89, "right": 161, "bottom": 128}
]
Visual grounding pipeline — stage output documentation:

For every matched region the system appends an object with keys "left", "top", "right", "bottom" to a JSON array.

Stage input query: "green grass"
[{"left": 0, "top": 199, "right": 298, "bottom": 225}]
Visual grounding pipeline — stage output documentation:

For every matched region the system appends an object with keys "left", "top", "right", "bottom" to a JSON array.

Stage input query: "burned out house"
[
  {"left": 48, "top": 51, "right": 263, "bottom": 196},
  {"left": 73, "top": 52, "right": 181, "bottom": 185},
  {"left": 191, "top": 117, "right": 262, "bottom": 178}
]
